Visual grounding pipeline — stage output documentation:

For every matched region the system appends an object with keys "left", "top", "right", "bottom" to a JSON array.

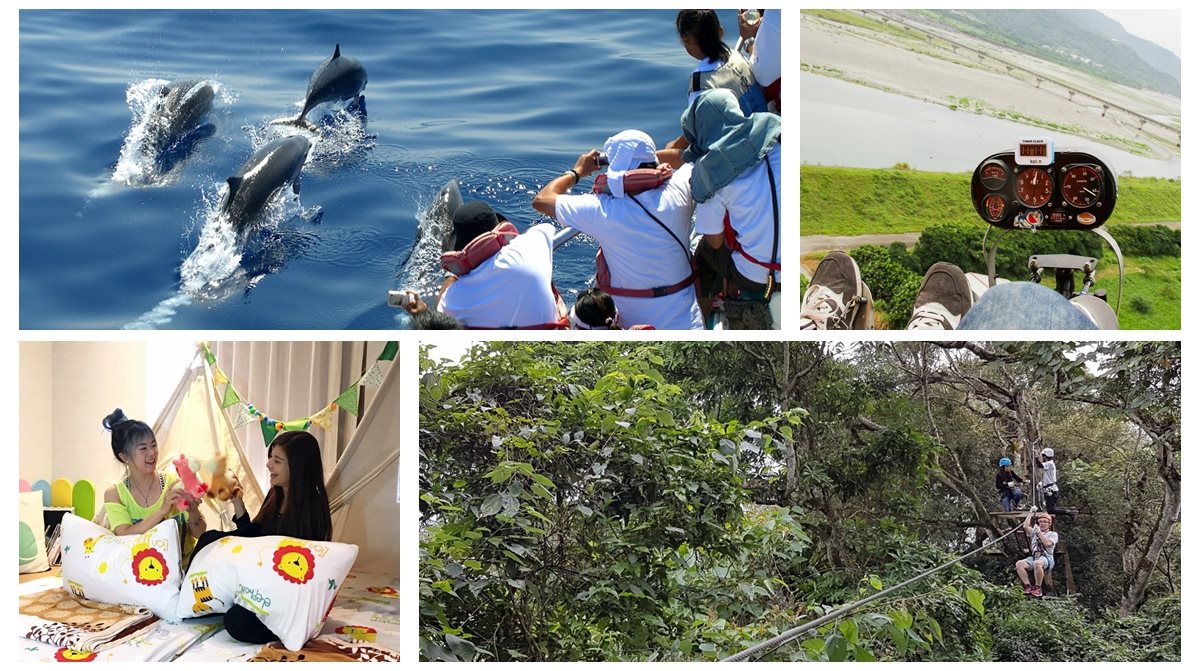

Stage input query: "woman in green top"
[{"left": 101, "top": 409, "right": 206, "bottom": 555}]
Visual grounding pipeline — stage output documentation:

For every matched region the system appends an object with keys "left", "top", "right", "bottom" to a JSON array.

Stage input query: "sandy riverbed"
[{"left": 800, "top": 10, "right": 1181, "bottom": 160}]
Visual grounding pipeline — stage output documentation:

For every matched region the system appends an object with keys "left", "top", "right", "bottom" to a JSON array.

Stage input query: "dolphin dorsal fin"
[
  {"left": 333, "top": 44, "right": 341, "bottom": 59},
  {"left": 226, "top": 176, "right": 243, "bottom": 201}
]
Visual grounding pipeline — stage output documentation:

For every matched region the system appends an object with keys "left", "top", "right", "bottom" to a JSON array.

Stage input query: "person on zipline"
[
  {"left": 1015, "top": 510, "right": 1057, "bottom": 597},
  {"left": 995, "top": 457, "right": 1025, "bottom": 512},
  {"left": 1035, "top": 448, "right": 1060, "bottom": 514}
]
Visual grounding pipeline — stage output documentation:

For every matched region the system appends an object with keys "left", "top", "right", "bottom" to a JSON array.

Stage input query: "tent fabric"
[{"left": 148, "top": 343, "right": 398, "bottom": 572}]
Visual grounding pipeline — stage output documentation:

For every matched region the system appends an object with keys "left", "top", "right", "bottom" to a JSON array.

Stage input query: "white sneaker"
[
  {"left": 907, "top": 262, "right": 972, "bottom": 330},
  {"left": 800, "top": 251, "right": 869, "bottom": 330}
]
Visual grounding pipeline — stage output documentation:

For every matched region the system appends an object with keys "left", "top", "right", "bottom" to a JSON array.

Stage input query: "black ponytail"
[{"left": 676, "top": 9, "right": 730, "bottom": 63}]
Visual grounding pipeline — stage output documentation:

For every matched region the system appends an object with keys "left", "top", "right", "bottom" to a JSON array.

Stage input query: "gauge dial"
[
  {"left": 979, "top": 160, "right": 1009, "bottom": 190},
  {"left": 983, "top": 194, "right": 1006, "bottom": 222},
  {"left": 1061, "top": 164, "right": 1102, "bottom": 208},
  {"left": 1015, "top": 167, "right": 1053, "bottom": 208}
]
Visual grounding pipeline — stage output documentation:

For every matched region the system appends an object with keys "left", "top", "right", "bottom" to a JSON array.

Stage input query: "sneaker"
[
  {"left": 800, "top": 251, "right": 870, "bottom": 330},
  {"left": 906, "top": 262, "right": 973, "bottom": 330},
  {"left": 1022, "top": 584, "right": 1033, "bottom": 595},
  {"left": 1029, "top": 585, "right": 1043, "bottom": 597}
]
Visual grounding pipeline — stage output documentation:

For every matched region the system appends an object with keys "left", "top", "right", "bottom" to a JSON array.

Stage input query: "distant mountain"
[{"left": 913, "top": 9, "right": 1180, "bottom": 97}]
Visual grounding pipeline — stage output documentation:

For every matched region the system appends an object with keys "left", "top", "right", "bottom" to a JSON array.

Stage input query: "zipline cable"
[{"left": 720, "top": 522, "right": 1025, "bottom": 662}]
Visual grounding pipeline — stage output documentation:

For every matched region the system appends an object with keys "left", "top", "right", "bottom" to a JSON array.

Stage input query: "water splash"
[
  {"left": 395, "top": 187, "right": 453, "bottom": 298},
  {"left": 103, "top": 78, "right": 232, "bottom": 192}
]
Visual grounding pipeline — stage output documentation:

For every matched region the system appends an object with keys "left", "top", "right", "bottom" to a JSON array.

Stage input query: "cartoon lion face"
[
  {"left": 54, "top": 648, "right": 97, "bottom": 662},
  {"left": 82, "top": 537, "right": 99, "bottom": 556},
  {"left": 131, "top": 547, "right": 169, "bottom": 586},
  {"left": 271, "top": 543, "right": 316, "bottom": 585},
  {"left": 336, "top": 625, "right": 378, "bottom": 642}
]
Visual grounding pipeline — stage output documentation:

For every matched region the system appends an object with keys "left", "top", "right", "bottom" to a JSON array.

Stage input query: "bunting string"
[{"left": 199, "top": 342, "right": 396, "bottom": 445}]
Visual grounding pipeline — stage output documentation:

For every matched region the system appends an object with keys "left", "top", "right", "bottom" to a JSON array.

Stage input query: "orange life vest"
[
  {"left": 589, "top": 166, "right": 697, "bottom": 299},
  {"left": 440, "top": 221, "right": 519, "bottom": 276}
]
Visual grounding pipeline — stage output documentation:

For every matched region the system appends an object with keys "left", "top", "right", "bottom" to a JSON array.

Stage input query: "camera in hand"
[{"left": 596, "top": 153, "right": 610, "bottom": 167}]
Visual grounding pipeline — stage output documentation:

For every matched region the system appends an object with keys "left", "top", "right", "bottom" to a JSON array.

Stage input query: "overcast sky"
[{"left": 1099, "top": 10, "right": 1181, "bottom": 58}]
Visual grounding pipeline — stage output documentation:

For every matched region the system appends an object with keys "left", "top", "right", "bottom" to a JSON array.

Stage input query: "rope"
[{"left": 720, "top": 523, "right": 1023, "bottom": 662}]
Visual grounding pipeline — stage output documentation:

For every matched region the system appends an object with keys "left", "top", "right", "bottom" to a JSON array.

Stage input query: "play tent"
[{"left": 150, "top": 341, "right": 399, "bottom": 572}]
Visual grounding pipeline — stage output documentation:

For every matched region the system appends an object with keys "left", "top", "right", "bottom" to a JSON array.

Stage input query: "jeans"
[
  {"left": 1000, "top": 487, "right": 1023, "bottom": 512},
  {"left": 958, "top": 282, "right": 1098, "bottom": 330}
]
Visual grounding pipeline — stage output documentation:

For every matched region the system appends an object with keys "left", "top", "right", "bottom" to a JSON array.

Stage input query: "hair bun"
[{"left": 102, "top": 408, "right": 129, "bottom": 431}]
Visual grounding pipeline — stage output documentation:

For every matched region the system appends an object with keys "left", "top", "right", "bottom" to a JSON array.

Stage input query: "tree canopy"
[{"left": 419, "top": 341, "right": 1180, "bottom": 662}]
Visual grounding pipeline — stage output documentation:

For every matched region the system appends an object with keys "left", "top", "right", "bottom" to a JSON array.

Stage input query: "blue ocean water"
[{"left": 20, "top": 9, "right": 742, "bottom": 329}]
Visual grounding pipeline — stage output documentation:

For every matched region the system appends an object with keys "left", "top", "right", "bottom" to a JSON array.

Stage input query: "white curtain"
[{"left": 210, "top": 341, "right": 389, "bottom": 495}]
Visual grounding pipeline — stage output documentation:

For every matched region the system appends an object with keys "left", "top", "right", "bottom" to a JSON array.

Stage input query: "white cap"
[
  {"left": 603, "top": 130, "right": 658, "bottom": 198},
  {"left": 1042, "top": 448, "right": 1054, "bottom": 458}
]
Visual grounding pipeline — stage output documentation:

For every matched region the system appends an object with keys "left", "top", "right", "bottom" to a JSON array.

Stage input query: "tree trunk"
[{"left": 1119, "top": 438, "right": 1181, "bottom": 616}]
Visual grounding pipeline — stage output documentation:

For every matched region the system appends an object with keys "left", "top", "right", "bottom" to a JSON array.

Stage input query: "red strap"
[
  {"left": 595, "top": 247, "right": 696, "bottom": 298},
  {"left": 763, "top": 78, "right": 781, "bottom": 113},
  {"left": 722, "top": 213, "right": 781, "bottom": 271}
]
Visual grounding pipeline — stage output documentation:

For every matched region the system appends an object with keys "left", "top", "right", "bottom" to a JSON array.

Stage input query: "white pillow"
[
  {"left": 19, "top": 492, "right": 50, "bottom": 573},
  {"left": 178, "top": 534, "right": 358, "bottom": 651},
  {"left": 59, "top": 513, "right": 182, "bottom": 621}
]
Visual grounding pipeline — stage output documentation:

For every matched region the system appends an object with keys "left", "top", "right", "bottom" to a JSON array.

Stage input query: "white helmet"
[{"left": 1042, "top": 448, "right": 1055, "bottom": 458}]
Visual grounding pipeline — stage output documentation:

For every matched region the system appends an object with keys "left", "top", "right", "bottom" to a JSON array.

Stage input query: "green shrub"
[
  {"left": 852, "top": 245, "right": 921, "bottom": 328},
  {"left": 1105, "top": 224, "right": 1180, "bottom": 257},
  {"left": 912, "top": 223, "right": 1103, "bottom": 281}
]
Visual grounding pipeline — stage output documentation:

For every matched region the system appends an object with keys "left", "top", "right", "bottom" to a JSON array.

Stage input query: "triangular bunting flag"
[
  {"left": 260, "top": 418, "right": 279, "bottom": 446},
  {"left": 213, "top": 367, "right": 228, "bottom": 386},
  {"left": 282, "top": 419, "right": 310, "bottom": 432},
  {"left": 221, "top": 385, "right": 242, "bottom": 409},
  {"left": 360, "top": 361, "right": 386, "bottom": 388},
  {"left": 231, "top": 404, "right": 257, "bottom": 429},
  {"left": 335, "top": 385, "right": 360, "bottom": 416},
  {"left": 379, "top": 341, "right": 398, "bottom": 362},
  {"left": 203, "top": 347, "right": 216, "bottom": 366},
  {"left": 309, "top": 406, "right": 334, "bottom": 431}
]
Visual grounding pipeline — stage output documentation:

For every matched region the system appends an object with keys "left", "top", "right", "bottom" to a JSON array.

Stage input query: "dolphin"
[
  {"left": 277, "top": 44, "right": 367, "bottom": 129},
  {"left": 145, "top": 79, "right": 215, "bottom": 154},
  {"left": 219, "top": 135, "right": 312, "bottom": 234},
  {"left": 397, "top": 179, "right": 463, "bottom": 295}
]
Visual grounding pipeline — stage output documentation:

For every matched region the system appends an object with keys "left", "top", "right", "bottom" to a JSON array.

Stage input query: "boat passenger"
[
  {"left": 569, "top": 288, "right": 655, "bottom": 330},
  {"left": 415, "top": 201, "right": 565, "bottom": 329},
  {"left": 533, "top": 130, "right": 702, "bottom": 330},
  {"left": 681, "top": 89, "right": 781, "bottom": 328},
  {"left": 677, "top": 9, "right": 767, "bottom": 114},
  {"left": 738, "top": 9, "right": 780, "bottom": 113}
]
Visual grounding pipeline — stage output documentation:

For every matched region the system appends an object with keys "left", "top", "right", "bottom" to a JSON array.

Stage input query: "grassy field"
[{"left": 800, "top": 165, "right": 1182, "bottom": 236}]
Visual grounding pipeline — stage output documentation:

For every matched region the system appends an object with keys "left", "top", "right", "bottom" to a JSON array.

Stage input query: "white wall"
[
  {"left": 50, "top": 342, "right": 150, "bottom": 486},
  {"left": 19, "top": 342, "right": 54, "bottom": 484}
]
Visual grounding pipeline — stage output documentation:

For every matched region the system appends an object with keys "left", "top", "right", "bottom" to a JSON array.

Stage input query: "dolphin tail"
[{"left": 269, "top": 114, "right": 319, "bottom": 131}]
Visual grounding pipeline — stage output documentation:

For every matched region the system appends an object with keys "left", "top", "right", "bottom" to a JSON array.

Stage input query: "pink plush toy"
[{"left": 173, "top": 454, "right": 209, "bottom": 510}]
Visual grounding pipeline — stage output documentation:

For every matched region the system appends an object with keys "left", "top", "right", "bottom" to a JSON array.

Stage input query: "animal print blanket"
[{"left": 18, "top": 587, "right": 158, "bottom": 652}]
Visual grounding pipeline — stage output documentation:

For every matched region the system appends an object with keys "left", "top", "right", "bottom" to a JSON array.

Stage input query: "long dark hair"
[
  {"left": 254, "top": 431, "right": 332, "bottom": 542},
  {"left": 102, "top": 408, "right": 155, "bottom": 466},
  {"left": 677, "top": 9, "right": 730, "bottom": 63}
]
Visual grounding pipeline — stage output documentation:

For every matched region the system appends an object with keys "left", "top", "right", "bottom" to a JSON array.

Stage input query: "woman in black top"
[{"left": 191, "top": 430, "right": 332, "bottom": 644}]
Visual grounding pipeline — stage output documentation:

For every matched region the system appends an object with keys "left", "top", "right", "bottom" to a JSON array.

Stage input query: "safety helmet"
[
  {"left": 999, "top": 457, "right": 1012, "bottom": 467},
  {"left": 1042, "top": 448, "right": 1055, "bottom": 458}
]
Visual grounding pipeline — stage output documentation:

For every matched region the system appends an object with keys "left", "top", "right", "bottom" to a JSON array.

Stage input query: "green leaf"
[
  {"left": 891, "top": 609, "right": 913, "bottom": 631},
  {"left": 868, "top": 574, "right": 883, "bottom": 591},
  {"left": 478, "top": 493, "right": 503, "bottom": 517},
  {"left": 854, "top": 647, "right": 876, "bottom": 662},
  {"left": 530, "top": 483, "right": 553, "bottom": 500},
  {"left": 965, "top": 587, "right": 986, "bottom": 616},
  {"left": 825, "top": 634, "right": 848, "bottom": 662},
  {"left": 839, "top": 618, "right": 859, "bottom": 645}
]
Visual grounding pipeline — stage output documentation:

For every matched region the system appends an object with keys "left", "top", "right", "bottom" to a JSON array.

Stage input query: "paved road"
[{"left": 801, "top": 221, "right": 1181, "bottom": 253}]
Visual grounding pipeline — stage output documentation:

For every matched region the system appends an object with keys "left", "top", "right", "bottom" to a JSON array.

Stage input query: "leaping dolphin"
[
  {"left": 146, "top": 79, "right": 215, "bottom": 152},
  {"left": 220, "top": 135, "right": 312, "bottom": 234},
  {"left": 276, "top": 44, "right": 367, "bottom": 129}
]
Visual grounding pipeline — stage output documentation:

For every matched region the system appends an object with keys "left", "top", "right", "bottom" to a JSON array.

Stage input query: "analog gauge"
[
  {"left": 984, "top": 194, "right": 1007, "bottom": 222},
  {"left": 1062, "top": 164, "right": 1102, "bottom": 208},
  {"left": 979, "top": 159, "right": 1009, "bottom": 190},
  {"left": 1015, "top": 167, "right": 1053, "bottom": 207}
]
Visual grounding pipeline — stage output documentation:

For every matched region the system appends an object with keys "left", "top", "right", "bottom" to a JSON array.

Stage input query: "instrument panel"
[{"left": 970, "top": 150, "right": 1116, "bottom": 230}]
